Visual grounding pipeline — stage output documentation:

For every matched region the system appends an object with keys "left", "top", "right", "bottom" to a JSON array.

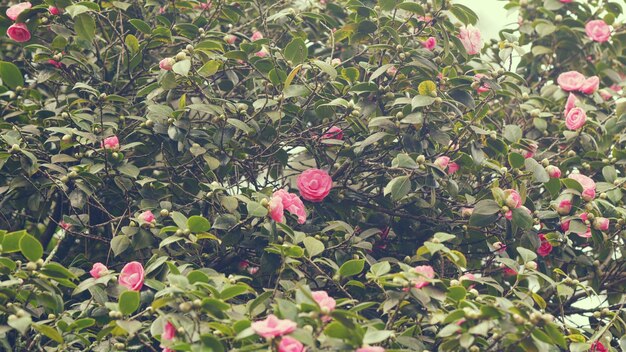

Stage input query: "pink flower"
[
  {"left": 594, "top": 217, "right": 609, "bottom": 231},
  {"left": 504, "top": 189, "right": 522, "bottom": 209},
  {"left": 48, "top": 6, "right": 61, "bottom": 15},
  {"left": 269, "top": 190, "right": 307, "bottom": 224},
  {"left": 356, "top": 347, "right": 385, "bottom": 352},
  {"left": 555, "top": 199, "right": 572, "bottom": 215},
  {"left": 557, "top": 71, "right": 585, "bottom": 92},
  {"left": 102, "top": 135, "right": 120, "bottom": 150},
  {"left": 447, "top": 162, "right": 459, "bottom": 175},
  {"left": 559, "top": 0, "right": 572, "bottom": 2},
  {"left": 569, "top": 173, "right": 596, "bottom": 201},
  {"left": 565, "top": 107, "right": 586, "bottom": 130},
  {"left": 311, "top": 290, "right": 336, "bottom": 314},
  {"left": 251, "top": 31, "right": 264, "bottom": 41},
  {"left": 159, "top": 58, "right": 175, "bottom": 71},
  {"left": 139, "top": 210, "right": 155, "bottom": 223},
  {"left": 493, "top": 241, "right": 506, "bottom": 253},
  {"left": 48, "top": 59, "right": 63, "bottom": 69},
  {"left": 610, "top": 84, "right": 622, "bottom": 92},
  {"left": 158, "top": 6, "right": 166, "bottom": 14},
  {"left": 561, "top": 220, "right": 570, "bottom": 232},
  {"left": 585, "top": 20, "right": 611, "bottom": 42},
  {"left": 278, "top": 336, "right": 305, "bottom": 352},
  {"left": 546, "top": 165, "right": 561, "bottom": 178},
  {"left": 163, "top": 321, "right": 176, "bottom": 341},
  {"left": 255, "top": 48, "right": 269, "bottom": 58},
  {"left": 523, "top": 143, "right": 538, "bottom": 159},
  {"left": 502, "top": 265, "right": 517, "bottom": 276},
  {"left": 434, "top": 156, "right": 450, "bottom": 169},
  {"left": 321, "top": 126, "right": 343, "bottom": 140},
  {"left": 459, "top": 273, "right": 475, "bottom": 282},
  {"left": 90, "top": 262, "right": 108, "bottom": 278},
  {"left": 473, "top": 74, "right": 490, "bottom": 93},
  {"left": 386, "top": 66, "right": 397, "bottom": 76},
  {"left": 564, "top": 93, "right": 578, "bottom": 116},
  {"left": 504, "top": 210, "right": 513, "bottom": 220},
  {"left": 247, "top": 266, "right": 259, "bottom": 275},
  {"left": 458, "top": 25, "right": 483, "bottom": 55},
  {"left": 580, "top": 76, "right": 600, "bottom": 94},
  {"left": 297, "top": 169, "right": 333, "bottom": 202},
  {"left": 421, "top": 37, "right": 436, "bottom": 50},
  {"left": 6, "top": 2, "right": 31, "bottom": 21},
  {"left": 59, "top": 221, "right": 71, "bottom": 230},
  {"left": 118, "top": 261, "right": 145, "bottom": 291},
  {"left": 7, "top": 23, "right": 30, "bottom": 42},
  {"left": 537, "top": 234, "right": 552, "bottom": 257},
  {"left": 599, "top": 90, "right": 612, "bottom": 100},
  {"left": 331, "top": 58, "right": 341, "bottom": 66},
  {"left": 224, "top": 34, "right": 237, "bottom": 44},
  {"left": 251, "top": 314, "right": 297, "bottom": 339},
  {"left": 413, "top": 265, "right": 435, "bottom": 289},
  {"left": 590, "top": 341, "right": 608, "bottom": 352}
]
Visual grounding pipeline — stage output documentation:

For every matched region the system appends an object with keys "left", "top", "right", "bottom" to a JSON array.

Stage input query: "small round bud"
[
  {"left": 522, "top": 92, "right": 529, "bottom": 100},
  {"left": 193, "top": 299, "right": 202, "bottom": 308},
  {"left": 175, "top": 52, "right": 187, "bottom": 61},
  {"left": 26, "top": 262, "right": 37, "bottom": 271},
  {"left": 179, "top": 302, "right": 192, "bottom": 312},
  {"left": 567, "top": 150, "right": 576, "bottom": 157},
  {"left": 160, "top": 209, "right": 170, "bottom": 217},
  {"left": 525, "top": 261, "right": 537, "bottom": 270},
  {"left": 416, "top": 155, "right": 426, "bottom": 164},
  {"left": 555, "top": 15, "right": 562, "bottom": 22},
  {"left": 186, "top": 44, "right": 194, "bottom": 52}
]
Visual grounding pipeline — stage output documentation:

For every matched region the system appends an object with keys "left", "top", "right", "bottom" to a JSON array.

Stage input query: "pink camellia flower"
[
  {"left": 458, "top": 25, "right": 483, "bottom": 55},
  {"left": 504, "top": 210, "right": 513, "bottom": 220},
  {"left": 537, "top": 234, "right": 553, "bottom": 257},
  {"left": 7, "top": 23, "right": 30, "bottom": 42},
  {"left": 90, "top": 262, "right": 108, "bottom": 278},
  {"left": 580, "top": 76, "right": 600, "bottom": 94},
  {"left": 278, "top": 336, "right": 305, "bottom": 352},
  {"left": 473, "top": 74, "right": 490, "bottom": 93},
  {"left": 599, "top": 90, "right": 612, "bottom": 101},
  {"left": 585, "top": 20, "right": 611, "bottom": 42},
  {"left": 158, "top": 6, "right": 166, "bottom": 14},
  {"left": 501, "top": 265, "right": 517, "bottom": 277},
  {"left": 493, "top": 241, "right": 506, "bottom": 253},
  {"left": 159, "top": 58, "right": 175, "bottom": 71},
  {"left": 557, "top": 71, "right": 585, "bottom": 92},
  {"left": 251, "top": 314, "right": 297, "bottom": 339},
  {"left": 590, "top": 341, "right": 608, "bottom": 352},
  {"left": 48, "top": 6, "right": 61, "bottom": 15},
  {"left": 434, "top": 156, "right": 450, "bottom": 169},
  {"left": 224, "top": 34, "right": 237, "bottom": 44},
  {"left": 102, "top": 135, "right": 120, "bottom": 150},
  {"left": 139, "top": 210, "right": 155, "bottom": 223},
  {"left": 413, "top": 265, "right": 435, "bottom": 289},
  {"left": 59, "top": 221, "right": 71, "bottom": 230},
  {"left": 331, "top": 58, "right": 341, "bottom": 66},
  {"left": 386, "top": 66, "right": 397, "bottom": 76},
  {"left": 321, "top": 126, "right": 343, "bottom": 140},
  {"left": 255, "top": 48, "right": 269, "bottom": 58},
  {"left": 555, "top": 199, "right": 572, "bottom": 215},
  {"left": 311, "top": 290, "right": 336, "bottom": 314},
  {"left": 522, "top": 143, "right": 538, "bottom": 159},
  {"left": 118, "top": 261, "right": 145, "bottom": 291},
  {"left": 163, "top": 321, "right": 176, "bottom": 341},
  {"left": 546, "top": 165, "right": 561, "bottom": 178},
  {"left": 251, "top": 31, "right": 264, "bottom": 41},
  {"left": 610, "top": 84, "right": 622, "bottom": 92},
  {"left": 459, "top": 273, "right": 475, "bottom": 282},
  {"left": 504, "top": 189, "right": 522, "bottom": 209},
  {"left": 447, "top": 162, "right": 459, "bottom": 175},
  {"left": 297, "top": 168, "right": 333, "bottom": 202},
  {"left": 561, "top": 219, "right": 570, "bottom": 232},
  {"left": 269, "top": 189, "right": 307, "bottom": 224},
  {"left": 247, "top": 266, "right": 259, "bottom": 275},
  {"left": 569, "top": 173, "right": 596, "bottom": 201},
  {"left": 6, "top": 2, "right": 31, "bottom": 21},
  {"left": 594, "top": 217, "right": 609, "bottom": 231},
  {"left": 356, "top": 347, "right": 385, "bottom": 352},
  {"left": 421, "top": 37, "right": 436, "bottom": 50},
  {"left": 564, "top": 93, "right": 578, "bottom": 116},
  {"left": 559, "top": 0, "right": 572, "bottom": 2},
  {"left": 461, "top": 207, "right": 473, "bottom": 218},
  {"left": 565, "top": 107, "right": 587, "bottom": 131},
  {"left": 48, "top": 59, "right": 63, "bottom": 69}
]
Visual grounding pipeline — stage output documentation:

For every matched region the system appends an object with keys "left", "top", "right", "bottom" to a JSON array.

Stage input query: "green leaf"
[
  {"left": 118, "top": 163, "right": 140, "bottom": 178},
  {"left": 511, "top": 207, "right": 533, "bottom": 229},
  {"left": 110, "top": 235, "right": 130, "bottom": 256},
  {"left": 187, "top": 215, "right": 211, "bottom": 233},
  {"left": 0, "top": 61, "right": 24, "bottom": 89},
  {"left": 508, "top": 152, "right": 525, "bottom": 169},
  {"left": 170, "top": 212, "right": 188, "bottom": 229},
  {"left": 19, "top": 233, "right": 43, "bottom": 261},
  {"left": 339, "top": 259, "right": 365, "bottom": 277},
  {"left": 172, "top": 59, "right": 191, "bottom": 76},
  {"left": 32, "top": 324, "right": 63, "bottom": 343},
  {"left": 503, "top": 125, "right": 522, "bottom": 143},
  {"left": 411, "top": 95, "right": 435, "bottom": 108},
  {"left": 303, "top": 237, "right": 324, "bottom": 257},
  {"left": 198, "top": 60, "right": 221, "bottom": 77},
  {"left": 469, "top": 200, "right": 501, "bottom": 227},
  {"left": 517, "top": 247, "right": 537, "bottom": 263},
  {"left": 525, "top": 158, "right": 549, "bottom": 183},
  {"left": 284, "top": 38, "right": 308, "bottom": 65},
  {"left": 74, "top": 13, "right": 96, "bottom": 42},
  {"left": 384, "top": 176, "right": 412, "bottom": 201},
  {"left": 447, "top": 286, "right": 467, "bottom": 301},
  {"left": 246, "top": 201, "right": 268, "bottom": 217},
  {"left": 129, "top": 19, "right": 152, "bottom": 34},
  {"left": 118, "top": 290, "right": 140, "bottom": 315}
]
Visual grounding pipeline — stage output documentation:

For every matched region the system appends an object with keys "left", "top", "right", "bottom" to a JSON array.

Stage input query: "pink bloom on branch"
[
  {"left": 557, "top": 71, "right": 585, "bottom": 92},
  {"left": 523, "top": 143, "right": 538, "bottom": 159},
  {"left": 447, "top": 162, "right": 459, "bottom": 175},
  {"left": 48, "top": 6, "right": 62, "bottom": 15},
  {"left": 356, "top": 347, "right": 385, "bottom": 352},
  {"left": 504, "top": 189, "right": 522, "bottom": 209},
  {"left": 386, "top": 66, "right": 397, "bottom": 76},
  {"left": 599, "top": 90, "right": 612, "bottom": 100},
  {"left": 102, "top": 135, "right": 120, "bottom": 150},
  {"left": 590, "top": 341, "right": 608, "bottom": 352},
  {"left": 268, "top": 196, "right": 285, "bottom": 223},
  {"left": 459, "top": 273, "right": 475, "bottom": 282},
  {"left": 565, "top": 107, "right": 587, "bottom": 130},
  {"left": 247, "top": 266, "right": 259, "bottom": 275},
  {"left": 139, "top": 210, "right": 155, "bottom": 223},
  {"left": 251, "top": 314, "right": 297, "bottom": 339},
  {"left": 48, "top": 59, "right": 63, "bottom": 69},
  {"left": 162, "top": 321, "right": 176, "bottom": 341},
  {"left": 6, "top": 2, "right": 31, "bottom": 21},
  {"left": 493, "top": 241, "right": 506, "bottom": 253},
  {"left": 561, "top": 220, "right": 570, "bottom": 232},
  {"left": 119, "top": 261, "right": 145, "bottom": 291},
  {"left": 504, "top": 210, "right": 513, "bottom": 220},
  {"left": 269, "top": 189, "right": 307, "bottom": 224},
  {"left": 559, "top": 0, "right": 572, "bottom": 2},
  {"left": 7, "top": 23, "right": 30, "bottom": 42},
  {"left": 421, "top": 37, "right": 436, "bottom": 50},
  {"left": 278, "top": 336, "right": 305, "bottom": 352},
  {"left": 331, "top": 58, "right": 341, "bottom": 66},
  {"left": 473, "top": 74, "right": 490, "bottom": 93},
  {"left": 255, "top": 48, "right": 269, "bottom": 58},
  {"left": 251, "top": 31, "right": 264, "bottom": 41},
  {"left": 585, "top": 20, "right": 611, "bottom": 42},
  {"left": 90, "top": 262, "right": 108, "bottom": 278},
  {"left": 546, "top": 165, "right": 561, "bottom": 178},
  {"left": 434, "top": 156, "right": 450, "bottom": 169},
  {"left": 159, "top": 58, "right": 175, "bottom": 71},
  {"left": 537, "top": 234, "right": 552, "bottom": 257},
  {"left": 564, "top": 93, "right": 578, "bottom": 116},
  {"left": 224, "top": 34, "right": 237, "bottom": 44},
  {"left": 413, "top": 265, "right": 435, "bottom": 289},
  {"left": 569, "top": 173, "right": 596, "bottom": 201},
  {"left": 311, "top": 290, "right": 336, "bottom": 314},
  {"left": 594, "top": 217, "right": 609, "bottom": 231},
  {"left": 458, "top": 25, "right": 483, "bottom": 55},
  {"left": 580, "top": 76, "right": 600, "bottom": 94},
  {"left": 321, "top": 126, "right": 343, "bottom": 140},
  {"left": 556, "top": 199, "right": 572, "bottom": 215},
  {"left": 297, "top": 169, "right": 333, "bottom": 202}
]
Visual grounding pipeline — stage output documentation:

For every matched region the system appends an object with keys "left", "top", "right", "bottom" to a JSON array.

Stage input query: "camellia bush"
[{"left": 1, "top": 0, "right": 626, "bottom": 350}]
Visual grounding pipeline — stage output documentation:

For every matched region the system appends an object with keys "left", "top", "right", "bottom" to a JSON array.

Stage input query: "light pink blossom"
[
  {"left": 90, "top": 262, "right": 108, "bottom": 278},
  {"left": 585, "top": 20, "right": 611, "bottom": 42},
  {"left": 458, "top": 25, "right": 483, "bottom": 55},
  {"left": 565, "top": 107, "right": 586, "bottom": 130},
  {"left": 251, "top": 314, "right": 297, "bottom": 339},
  {"left": 6, "top": 2, "right": 31, "bottom": 21},
  {"left": 413, "top": 265, "right": 435, "bottom": 289},
  {"left": 119, "top": 261, "right": 145, "bottom": 291},
  {"left": 557, "top": 71, "right": 585, "bottom": 92},
  {"left": 297, "top": 169, "right": 332, "bottom": 202}
]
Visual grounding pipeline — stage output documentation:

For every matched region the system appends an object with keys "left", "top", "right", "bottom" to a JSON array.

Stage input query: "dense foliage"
[{"left": 1, "top": 0, "right": 626, "bottom": 350}]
